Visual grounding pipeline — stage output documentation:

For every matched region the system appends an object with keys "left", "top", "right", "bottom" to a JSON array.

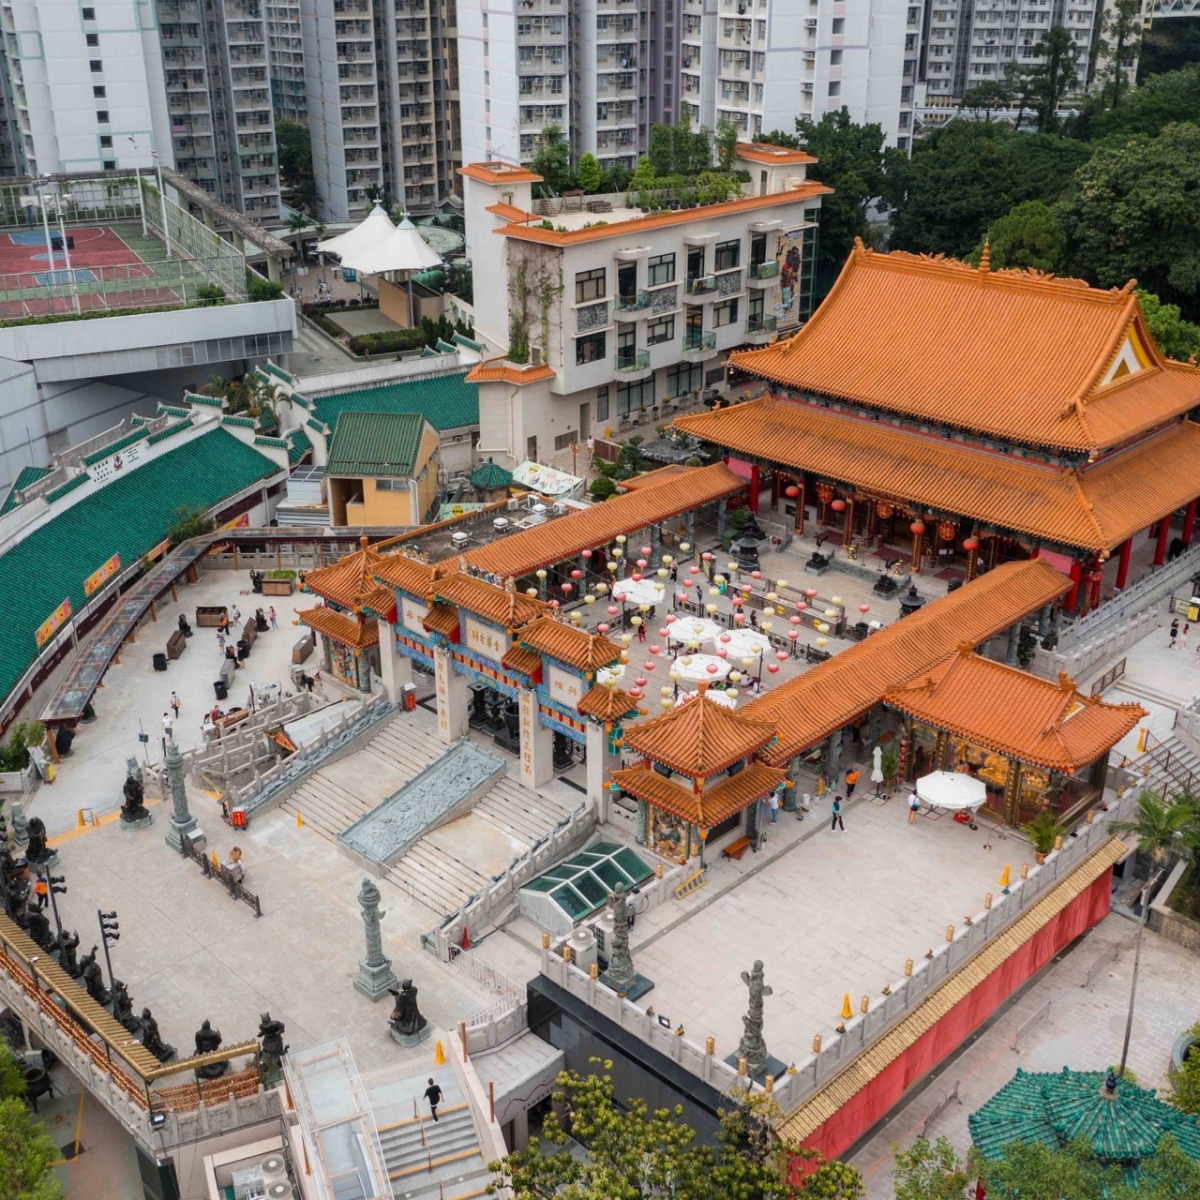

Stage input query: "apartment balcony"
[
  {"left": 685, "top": 275, "right": 717, "bottom": 296},
  {"left": 744, "top": 314, "right": 776, "bottom": 342},
  {"left": 615, "top": 291, "right": 651, "bottom": 314},
  {"left": 613, "top": 349, "right": 650, "bottom": 374},
  {"left": 682, "top": 330, "right": 716, "bottom": 356},
  {"left": 748, "top": 260, "right": 778, "bottom": 281}
]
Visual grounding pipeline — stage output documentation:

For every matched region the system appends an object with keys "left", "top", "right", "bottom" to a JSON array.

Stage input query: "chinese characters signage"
[
  {"left": 402, "top": 598, "right": 430, "bottom": 638},
  {"left": 547, "top": 665, "right": 582, "bottom": 708},
  {"left": 434, "top": 647, "right": 450, "bottom": 737},
  {"left": 465, "top": 617, "right": 506, "bottom": 662},
  {"left": 519, "top": 688, "right": 536, "bottom": 788},
  {"left": 35, "top": 598, "right": 72, "bottom": 648},
  {"left": 83, "top": 552, "right": 121, "bottom": 596}
]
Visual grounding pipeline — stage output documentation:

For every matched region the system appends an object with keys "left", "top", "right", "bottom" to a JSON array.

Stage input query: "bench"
[
  {"left": 242, "top": 619, "right": 258, "bottom": 648},
  {"left": 587, "top": 200, "right": 612, "bottom": 213},
  {"left": 196, "top": 605, "right": 227, "bottom": 628},
  {"left": 293, "top": 631, "right": 315, "bottom": 664},
  {"left": 721, "top": 836, "right": 753, "bottom": 861}
]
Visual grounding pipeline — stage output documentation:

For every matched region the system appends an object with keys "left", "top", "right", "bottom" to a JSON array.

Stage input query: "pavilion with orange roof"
[{"left": 676, "top": 241, "right": 1200, "bottom": 613}]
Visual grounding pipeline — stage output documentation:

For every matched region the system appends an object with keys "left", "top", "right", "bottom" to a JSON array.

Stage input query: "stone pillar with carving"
[
  {"left": 377, "top": 627, "right": 413, "bottom": 704},
  {"left": 1006, "top": 623, "right": 1021, "bottom": 666},
  {"left": 635, "top": 798, "right": 649, "bottom": 845},
  {"left": 825, "top": 728, "right": 844, "bottom": 790},
  {"left": 585, "top": 721, "right": 618, "bottom": 819},
  {"left": 163, "top": 740, "right": 199, "bottom": 850},
  {"left": 717, "top": 498, "right": 728, "bottom": 540},
  {"left": 519, "top": 687, "right": 554, "bottom": 787},
  {"left": 354, "top": 877, "right": 399, "bottom": 1001},
  {"left": 782, "top": 756, "right": 799, "bottom": 812},
  {"left": 433, "top": 646, "right": 469, "bottom": 745},
  {"left": 603, "top": 883, "right": 636, "bottom": 992},
  {"left": 734, "top": 960, "right": 772, "bottom": 1078}
]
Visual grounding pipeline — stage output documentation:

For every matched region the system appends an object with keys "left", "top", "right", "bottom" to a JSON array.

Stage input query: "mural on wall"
[{"left": 773, "top": 228, "right": 805, "bottom": 331}]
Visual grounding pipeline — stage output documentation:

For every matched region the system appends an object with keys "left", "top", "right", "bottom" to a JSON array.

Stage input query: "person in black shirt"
[{"left": 424, "top": 1077, "right": 443, "bottom": 1122}]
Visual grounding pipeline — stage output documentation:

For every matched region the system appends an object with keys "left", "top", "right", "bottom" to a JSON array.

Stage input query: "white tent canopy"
[
  {"left": 915, "top": 770, "right": 987, "bottom": 812},
  {"left": 671, "top": 654, "right": 731, "bottom": 683},
  {"left": 339, "top": 215, "right": 443, "bottom": 275},
  {"left": 613, "top": 578, "right": 667, "bottom": 608},
  {"left": 719, "top": 629, "right": 771, "bottom": 658},
  {"left": 315, "top": 202, "right": 395, "bottom": 261},
  {"left": 666, "top": 618, "right": 721, "bottom": 647}
]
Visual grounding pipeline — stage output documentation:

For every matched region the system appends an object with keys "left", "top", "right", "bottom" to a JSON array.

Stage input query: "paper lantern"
[
  {"left": 824, "top": 607, "right": 838, "bottom": 618},
  {"left": 775, "top": 651, "right": 788, "bottom": 662},
  {"left": 611, "top": 547, "right": 623, "bottom": 559},
  {"left": 805, "top": 587, "right": 818, "bottom": 598},
  {"left": 649, "top": 644, "right": 661, "bottom": 654},
  {"left": 607, "top": 605, "right": 619, "bottom": 615},
  {"left": 909, "top": 519, "right": 926, "bottom": 536},
  {"left": 629, "top": 687, "right": 643, "bottom": 698},
  {"left": 815, "top": 637, "right": 828, "bottom": 648},
  {"left": 767, "top": 663, "right": 780, "bottom": 674},
  {"left": 635, "top": 676, "right": 648, "bottom": 688},
  {"left": 963, "top": 535, "right": 981, "bottom": 552},
  {"left": 581, "top": 548, "right": 593, "bottom": 559},
  {"left": 615, "top": 534, "right": 627, "bottom": 544},
  {"left": 636, "top": 558, "right": 648, "bottom": 569},
  {"left": 597, "top": 623, "right": 610, "bottom": 633},
  {"left": 662, "top": 554, "right": 674, "bottom": 565},
  {"left": 679, "top": 542, "right": 691, "bottom": 553},
  {"left": 536, "top": 568, "right": 547, "bottom": 579},
  {"left": 665, "top": 613, "right": 677, "bottom": 623},
  {"left": 691, "top": 565, "right": 702, "bottom": 575},
  {"left": 644, "top": 660, "right": 655, "bottom": 671},
  {"left": 660, "top": 686, "right": 672, "bottom": 696},
  {"left": 526, "top": 587, "right": 538, "bottom": 597},
  {"left": 701, "top": 551, "right": 713, "bottom": 561},
  {"left": 734, "top": 613, "right": 746, "bottom": 624},
  {"left": 787, "top": 630, "right": 799, "bottom": 641},
  {"left": 657, "top": 568, "right": 668, "bottom": 578},
  {"left": 681, "top": 579, "right": 693, "bottom": 589},
  {"left": 727, "top": 561, "right": 738, "bottom": 572},
  {"left": 785, "top": 484, "right": 800, "bottom": 498},
  {"left": 661, "top": 698, "right": 674, "bottom": 708},
  {"left": 706, "top": 663, "right": 719, "bottom": 674},
  {"left": 549, "top": 599, "right": 560, "bottom": 609},
  {"left": 640, "top": 545, "right": 652, "bottom": 557},
  {"left": 796, "top": 601, "right": 808, "bottom": 611},
  {"left": 751, "top": 570, "right": 762, "bottom": 579},
  {"left": 620, "top": 633, "right": 633, "bottom": 644},
  {"left": 630, "top": 615, "right": 642, "bottom": 626},
  {"left": 706, "top": 603, "right": 718, "bottom": 613},
  {"left": 607, "top": 562, "right": 619, "bottom": 573},
  {"left": 596, "top": 583, "right": 609, "bottom": 593},
  {"left": 570, "top": 612, "right": 581, "bottom": 623},
  {"left": 831, "top": 596, "right": 843, "bottom": 606},
  {"left": 831, "top": 498, "right": 846, "bottom": 513},
  {"left": 726, "top": 688, "right": 739, "bottom": 700},
  {"left": 729, "top": 671, "right": 742, "bottom": 683},
  {"left": 561, "top": 582, "right": 572, "bottom": 594}
]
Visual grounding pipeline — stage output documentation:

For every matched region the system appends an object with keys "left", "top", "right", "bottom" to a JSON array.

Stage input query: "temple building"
[{"left": 676, "top": 242, "right": 1200, "bottom": 612}]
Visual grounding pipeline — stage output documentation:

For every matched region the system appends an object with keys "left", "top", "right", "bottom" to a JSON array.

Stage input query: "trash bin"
[
  {"left": 152, "top": 652, "right": 168, "bottom": 671},
  {"left": 214, "top": 679, "right": 229, "bottom": 701},
  {"left": 401, "top": 682, "right": 417, "bottom": 712}
]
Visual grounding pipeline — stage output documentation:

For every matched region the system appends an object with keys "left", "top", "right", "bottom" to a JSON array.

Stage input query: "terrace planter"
[{"left": 262, "top": 579, "right": 295, "bottom": 596}]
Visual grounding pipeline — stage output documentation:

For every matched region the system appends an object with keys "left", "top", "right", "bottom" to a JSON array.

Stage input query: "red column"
[
  {"left": 748, "top": 464, "right": 760, "bottom": 513},
  {"left": 770, "top": 472, "right": 778, "bottom": 511},
  {"left": 1066, "top": 559, "right": 1083, "bottom": 611},
  {"left": 796, "top": 480, "right": 806, "bottom": 537},
  {"left": 1154, "top": 516, "right": 1171, "bottom": 566},
  {"left": 1115, "top": 538, "right": 1133, "bottom": 589},
  {"left": 1183, "top": 498, "right": 1198, "bottom": 546}
]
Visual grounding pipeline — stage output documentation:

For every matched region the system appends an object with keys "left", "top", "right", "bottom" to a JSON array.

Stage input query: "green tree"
[
  {"left": 1031, "top": 26, "right": 1080, "bottom": 133},
  {"left": 892, "top": 1137, "right": 970, "bottom": 1200},
  {"left": 1058, "top": 123, "right": 1200, "bottom": 318},
  {"left": 1110, "top": 789, "right": 1199, "bottom": 868},
  {"left": 887, "top": 123, "right": 1089, "bottom": 259},
  {"left": 973, "top": 1138, "right": 1115, "bottom": 1200},
  {"left": 275, "top": 119, "right": 317, "bottom": 212},
  {"left": 714, "top": 118, "right": 740, "bottom": 172},
  {"left": 1114, "top": 1134, "right": 1200, "bottom": 1199},
  {"left": 167, "top": 504, "right": 216, "bottom": 545},
  {"left": 648, "top": 124, "right": 675, "bottom": 176},
  {"left": 972, "top": 200, "right": 1066, "bottom": 273},
  {"left": 1167, "top": 1024, "right": 1200, "bottom": 1114},
  {"left": 588, "top": 476, "right": 617, "bottom": 501},
  {"left": 246, "top": 270, "right": 284, "bottom": 302},
  {"left": 577, "top": 152, "right": 602, "bottom": 194},
  {"left": 1003, "top": 60, "right": 1043, "bottom": 133},
  {"left": 0, "top": 1086, "right": 63, "bottom": 1200},
  {"left": 1093, "top": 0, "right": 1143, "bottom": 109},
  {"left": 960, "top": 81, "right": 1012, "bottom": 123},
  {"left": 530, "top": 125, "right": 573, "bottom": 195},
  {"left": 1137, "top": 290, "right": 1200, "bottom": 362},
  {"left": 1079, "top": 64, "right": 1200, "bottom": 141}
]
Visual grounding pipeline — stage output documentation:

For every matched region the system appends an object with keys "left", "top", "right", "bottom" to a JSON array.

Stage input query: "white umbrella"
[
  {"left": 315, "top": 202, "right": 395, "bottom": 260},
  {"left": 666, "top": 618, "right": 721, "bottom": 647},
  {"left": 675, "top": 688, "right": 736, "bottom": 710},
  {"left": 916, "top": 770, "right": 986, "bottom": 811},
  {"left": 340, "top": 215, "right": 443, "bottom": 275},
  {"left": 597, "top": 663, "right": 626, "bottom": 687},
  {"left": 720, "top": 629, "right": 771, "bottom": 658},
  {"left": 671, "top": 654, "right": 731, "bottom": 682},
  {"left": 613, "top": 578, "right": 666, "bottom": 608}
]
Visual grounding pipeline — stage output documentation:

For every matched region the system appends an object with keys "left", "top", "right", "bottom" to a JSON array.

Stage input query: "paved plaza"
[{"left": 848, "top": 913, "right": 1200, "bottom": 1198}]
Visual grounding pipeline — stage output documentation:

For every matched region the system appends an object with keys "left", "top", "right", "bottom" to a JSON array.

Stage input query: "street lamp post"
[
  {"left": 45, "top": 873, "right": 67, "bottom": 944},
  {"left": 98, "top": 910, "right": 120, "bottom": 989},
  {"left": 1118, "top": 868, "right": 1163, "bottom": 1079}
]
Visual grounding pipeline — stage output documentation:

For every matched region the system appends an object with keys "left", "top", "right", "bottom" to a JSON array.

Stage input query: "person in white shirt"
[
  {"left": 908, "top": 790, "right": 921, "bottom": 824},
  {"left": 161, "top": 711, "right": 174, "bottom": 755}
]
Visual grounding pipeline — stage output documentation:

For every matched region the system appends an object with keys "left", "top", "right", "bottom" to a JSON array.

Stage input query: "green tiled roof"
[
  {"left": 0, "top": 466, "right": 52, "bottom": 517},
  {"left": 81, "top": 428, "right": 148, "bottom": 466},
  {"left": 310, "top": 369, "right": 479, "bottom": 435},
  {"left": 45, "top": 473, "right": 91, "bottom": 504},
  {"left": 452, "top": 332, "right": 485, "bottom": 352},
  {"left": 970, "top": 1068, "right": 1200, "bottom": 1173},
  {"left": 287, "top": 427, "right": 312, "bottom": 464},
  {"left": 263, "top": 362, "right": 294, "bottom": 383},
  {"left": 470, "top": 457, "right": 512, "bottom": 490},
  {"left": 254, "top": 436, "right": 288, "bottom": 449},
  {"left": 156, "top": 404, "right": 191, "bottom": 419},
  {"left": 326, "top": 410, "right": 428, "bottom": 478},
  {"left": 0, "top": 429, "right": 278, "bottom": 702},
  {"left": 306, "top": 417, "right": 330, "bottom": 435},
  {"left": 290, "top": 392, "right": 310, "bottom": 410},
  {"left": 190, "top": 394, "right": 225, "bottom": 408},
  {"left": 221, "top": 416, "right": 257, "bottom": 429},
  {"left": 148, "top": 419, "right": 193, "bottom": 446}
]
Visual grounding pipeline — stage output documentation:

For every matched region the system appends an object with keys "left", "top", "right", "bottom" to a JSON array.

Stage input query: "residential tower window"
[
  {"left": 576, "top": 331, "right": 606, "bottom": 364},
  {"left": 646, "top": 315, "right": 674, "bottom": 345},
  {"left": 714, "top": 239, "right": 740, "bottom": 271},
  {"left": 713, "top": 298, "right": 739, "bottom": 327},
  {"left": 575, "top": 267, "right": 606, "bottom": 304},
  {"left": 647, "top": 252, "right": 675, "bottom": 286}
]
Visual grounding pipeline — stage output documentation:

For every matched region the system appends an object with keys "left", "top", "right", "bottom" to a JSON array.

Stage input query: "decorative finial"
[{"left": 978, "top": 241, "right": 990, "bottom": 275}]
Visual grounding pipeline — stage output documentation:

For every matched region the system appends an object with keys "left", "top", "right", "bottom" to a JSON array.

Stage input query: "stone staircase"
[
  {"left": 371, "top": 1079, "right": 489, "bottom": 1200},
  {"left": 386, "top": 777, "right": 580, "bottom": 915}
]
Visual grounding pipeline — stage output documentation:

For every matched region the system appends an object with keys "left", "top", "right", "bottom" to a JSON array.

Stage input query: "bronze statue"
[
  {"left": 194, "top": 1019, "right": 228, "bottom": 1078},
  {"left": 25, "top": 818, "right": 49, "bottom": 865},
  {"left": 79, "top": 945, "right": 111, "bottom": 1005},
  {"left": 27, "top": 909, "right": 54, "bottom": 953},
  {"left": 258, "top": 1013, "right": 287, "bottom": 1060},
  {"left": 57, "top": 929, "right": 81, "bottom": 978},
  {"left": 387, "top": 980, "right": 428, "bottom": 1039},
  {"left": 121, "top": 759, "right": 148, "bottom": 824},
  {"left": 140, "top": 1009, "right": 175, "bottom": 1063},
  {"left": 111, "top": 980, "right": 141, "bottom": 1034}
]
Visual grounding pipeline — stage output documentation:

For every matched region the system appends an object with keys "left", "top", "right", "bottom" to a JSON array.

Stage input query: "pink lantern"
[
  {"left": 681, "top": 579, "right": 693, "bottom": 589},
  {"left": 701, "top": 551, "right": 713, "bottom": 561},
  {"left": 561, "top": 582, "right": 572, "bottom": 594},
  {"left": 751, "top": 570, "right": 762, "bottom": 580},
  {"left": 831, "top": 498, "right": 846, "bottom": 513},
  {"left": 631, "top": 572, "right": 643, "bottom": 582},
  {"left": 635, "top": 677, "right": 648, "bottom": 688},
  {"left": 628, "top": 687, "right": 643, "bottom": 698},
  {"left": 741, "top": 582, "right": 753, "bottom": 592},
  {"left": 689, "top": 564, "right": 701, "bottom": 574},
  {"left": 775, "top": 650, "right": 788, "bottom": 662},
  {"left": 549, "top": 599, "right": 560, "bottom": 609},
  {"left": 716, "top": 648, "right": 728, "bottom": 658},
  {"left": 582, "top": 549, "right": 593, "bottom": 559},
  {"left": 570, "top": 568, "right": 582, "bottom": 579},
  {"left": 796, "top": 601, "right": 808, "bottom": 611},
  {"left": 787, "top": 630, "right": 799, "bottom": 641},
  {"left": 706, "top": 663, "right": 719, "bottom": 674},
  {"left": 789, "top": 615, "right": 801, "bottom": 625},
  {"left": 644, "top": 660, "right": 656, "bottom": 671},
  {"left": 767, "top": 663, "right": 780, "bottom": 674},
  {"left": 734, "top": 612, "right": 746, "bottom": 624},
  {"left": 805, "top": 588, "right": 818, "bottom": 598},
  {"left": 658, "top": 628, "right": 669, "bottom": 638},
  {"left": 641, "top": 545, "right": 652, "bottom": 557},
  {"left": 666, "top": 613, "right": 678, "bottom": 623},
  {"left": 598, "top": 623, "right": 610, "bottom": 633},
  {"left": 859, "top": 603, "right": 870, "bottom": 613},
  {"left": 649, "top": 644, "right": 661, "bottom": 655},
  {"left": 719, "top": 632, "right": 732, "bottom": 643},
  {"left": 636, "top": 558, "right": 648, "bottom": 569},
  {"left": 608, "top": 605, "right": 619, "bottom": 615}
]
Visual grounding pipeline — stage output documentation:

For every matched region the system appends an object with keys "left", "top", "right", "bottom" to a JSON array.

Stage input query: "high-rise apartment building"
[
  {"left": 0, "top": 1, "right": 280, "bottom": 221},
  {"left": 267, "top": 0, "right": 306, "bottom": 120}
]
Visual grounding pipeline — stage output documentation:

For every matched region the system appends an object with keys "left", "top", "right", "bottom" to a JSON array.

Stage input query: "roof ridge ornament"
[{"left": 978, "top": 241, "right": 990, "bottom": 276}]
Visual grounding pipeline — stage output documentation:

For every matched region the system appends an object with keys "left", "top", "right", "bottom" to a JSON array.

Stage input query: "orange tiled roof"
[
  {"left": 456, "top": 463, "right": 743, "bottom": 577},
  {"left": 747, "top": 560, "right": 1072, "bottom": 765},
  {"left": 675, "top": 397, "right": 1200, "bottom": 552},
  {"left": 496, "top": 183, "right": 831, "bottom": 247},
  {"left": 577, "top": 684, "right": 641, "bottom": 721},
  {"left": 883, "top": 647, "right": 1144, "bottom": 772},
  {"left": 736, "top": 142, "right": 819, "bottom": 166},
  {"left": 729, "top": 243, "right": 1200, "bottom": 452},
  {"left": 501, "top": 643, "right": 542, "bottom": 679},
  {"left": 459, "top": 161, "right": 544, "bottom": 185},
  {"left": 465, "top": 358, "right": 557, "bottom": 386},
  {"left": 422, "top": 603, "right": 461, "bottom": 639},
  {"left": 297, "top": 605, "right": 379, "bottom": 649},
  {"left": 622, "top": 691, "right": 776, "bottom": 777},
  {"left": 611, "top": 759, "right": 788, "bottom": 827},
  {"left": 434, "top": 574, "right": 548, "bottom": 629},
  {"left": 374, "top": 552, "right": 439, "bottom": 598},
  {"left": 514, "top": 617, "right": 623, "bottom": 673},
  {"left": 620, "top": 464, "right": 695, "bottom": 491},
  {"left": 485, "top": 202, "right": 533, "bottom": 223},
  {"left": 302, "top": 536, "right": 397, "bottom": 621}
]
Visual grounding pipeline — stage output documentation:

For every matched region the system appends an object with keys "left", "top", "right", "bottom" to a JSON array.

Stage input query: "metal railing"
[
  {"left": 745, "top": 314, "right": 776, "bottom": 334},
  {"left": 1089, "top": 657, "right": 1126, "bottom": 696},
  {"left": 748, "top": 261, "right": 779, "bottom": 280},
  {"left": 683, "top": 330, "right": 716, "bottom": 352},
  {"left": 1141, "top": 732, "right": 1199, "bottom": 799},
  {"left": 613, "top": 348, "right": 650, "bottom": 372},
  {"left": 179, "top": 832, "right": 263, "bottom": 917},
  {"left": 615, "top": 290, "right": 651, "bottom": 312}
]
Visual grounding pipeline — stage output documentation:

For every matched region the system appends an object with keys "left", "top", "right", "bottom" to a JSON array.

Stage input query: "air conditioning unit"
[
  {"left": 265, "top": 1183, "right": 291, "bottom": 1200},
  {"left": 451, "top": 530, "right": 469, "bottom": 548},
  {"left": 506, "top": 497, "right": 520, "bottom": 511},
  {"left": 260, "top": 1155, "right": 287, "bottom": 1183}
]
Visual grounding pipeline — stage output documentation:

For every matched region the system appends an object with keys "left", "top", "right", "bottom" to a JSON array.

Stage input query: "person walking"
[
  {"left": 170, "top": 691, "right": 181, "bottom": 720},
  {"left": 32, "top": 875, "right": 49, "bottom": 910},
  {"left": 768, "top": 789, "right": 780, "bottom": 824},
  {"left": 637, "top": 621, "right": 646, "bottom": 643},
  {"left": 845, "top": 766, "right": 860, "bottom": 799},
  {"left": 231, "top": 604, "right": 241, "bottom": 626},
  {"left": 217, "top": 630, "right": 226, "bottom": 655},
  {"left": 1168, "top": 619, "right": 1179, "bottom": 649},
  {"left": 161, "top": 711, "right": 174, "bottom": 755},
  {"left": 830, "top": 795, "right": 845, "bottom": 832},
  {"left": 1184, "top": 623, "right": 1191, "bottom": 650},
  {"left": 423, "top": 1077, "right": 443, "bottom": 1122},
  {"left": 907, "top": 790, "right": 921, "bottom": 824},
  {"left": 268, "top": 606, "right": 278, "bottom": 630}
]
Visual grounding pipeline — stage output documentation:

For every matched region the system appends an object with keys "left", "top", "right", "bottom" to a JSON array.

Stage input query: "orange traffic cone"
[
  {"left": 840, "top": 993, "right": 853, "bottom": 1020},
  {"left": 296, "top": 812, "right": 304, "bottom": 828},
  {"left": 434, "top": 1040, "right": 446, "bottom": 1066}
]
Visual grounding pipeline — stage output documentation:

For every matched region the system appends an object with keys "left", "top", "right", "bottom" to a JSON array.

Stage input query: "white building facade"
[{"left": 460, "top": 145, "right": 827, "bottom": 469}]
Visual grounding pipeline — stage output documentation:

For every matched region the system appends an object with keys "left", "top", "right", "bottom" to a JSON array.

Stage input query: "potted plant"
[
  {"left": 261, "top": 568, "right": 298, "bottom": 596},
  {"left": 880, "top": 747, "right": 900, "bottom": 796},
  {"left": 1022, "top": 809, "right": 1067, "bottom": 863}
]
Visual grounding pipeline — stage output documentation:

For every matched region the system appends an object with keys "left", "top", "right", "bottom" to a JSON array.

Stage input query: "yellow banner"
[
  {"left": 83, "top": 552, "right": 121, "bottom": 596},
  {"left": 143, "top": 537, "right": 171, "bottom": 567},
  {"left": 35, "top": 598, "right": 72, "bottom": 648}
]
